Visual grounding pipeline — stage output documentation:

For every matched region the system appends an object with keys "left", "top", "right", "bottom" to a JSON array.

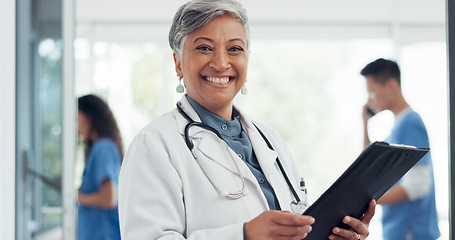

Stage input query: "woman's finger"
[
  {"left": 328, "top": 234, "right": 347, "bottom": 240},
  {"left": 276, "top": 224, "right": 312, "bottom": 237},
  {"left": 360, "top": 199, "right": 376, "bottom": 225},
  {"left": 245, "top": 211, "right": 315, "bottom": 240},
  {"left": 332, "top": 227, "right": 360, "bottom": 240},
  {"left": 346, "top": 216, "right": 366, "bottom": 233},
  {"left": 270, "top": 211, "right": 315, "bottom": 226}
]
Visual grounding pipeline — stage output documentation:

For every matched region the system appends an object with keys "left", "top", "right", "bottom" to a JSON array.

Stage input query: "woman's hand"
[
  {"left": 245, "top": 211, "right": 315, "bottom": 240},
  {"left": 329, "top": 199, "right": 376, "bottom": 240}
]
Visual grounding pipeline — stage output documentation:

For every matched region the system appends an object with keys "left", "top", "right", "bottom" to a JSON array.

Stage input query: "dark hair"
[
  {"left": 78, "top": 94, "right": 124, "bottom": 160},
  {"left": 360, "top": 58, "right": 401, "bottom": 86}
]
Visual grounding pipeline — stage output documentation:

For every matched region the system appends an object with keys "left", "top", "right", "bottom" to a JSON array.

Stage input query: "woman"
[
  {"left": 77, "top": 94, "right": 123, "bottom": 240},
  {"left": 118, "top": 1, "right": 375, "bottom": 239}
]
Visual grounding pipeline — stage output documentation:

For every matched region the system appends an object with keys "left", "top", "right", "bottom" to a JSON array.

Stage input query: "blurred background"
[{"left": 5, "top": 0, "right": 448, "bottom": 239}]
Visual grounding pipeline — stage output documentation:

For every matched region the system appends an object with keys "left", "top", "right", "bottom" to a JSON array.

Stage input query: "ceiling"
[{"left": 75, "top": 0, "right": 446, "bottom": 43}]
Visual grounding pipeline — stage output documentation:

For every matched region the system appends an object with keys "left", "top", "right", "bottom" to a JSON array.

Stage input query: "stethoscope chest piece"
[{"left": 290, "top": 200, "right": 309, "bottom": 215}]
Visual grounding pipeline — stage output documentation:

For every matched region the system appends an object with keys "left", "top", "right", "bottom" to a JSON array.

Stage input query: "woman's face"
[
  {"left": 174, "top": 15, "right": 248, "bottom": 114},
  {"left": 77, "top": 111, "right": 91, "bottom": 140}
]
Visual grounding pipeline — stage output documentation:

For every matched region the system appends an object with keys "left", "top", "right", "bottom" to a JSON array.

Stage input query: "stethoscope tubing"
[{"left": 176, "top": 102, "right": 300, "bottom": 203}]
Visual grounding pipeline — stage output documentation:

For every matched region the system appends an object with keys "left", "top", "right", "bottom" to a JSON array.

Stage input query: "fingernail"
[
  {"left": 310, "top": 217, "right": 315, "bottom": 224},
  {"left": 328, "top": 235, "right": 334, "bottom": 240},
  {"left": 333, "top": 227, "right": 340, "bottom": 233},
  {"left": 344, "top": 216, "right": 351, "bottom": 223}
]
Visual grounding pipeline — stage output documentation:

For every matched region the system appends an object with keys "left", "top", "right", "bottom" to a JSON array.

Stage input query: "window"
[{"left": 75, "top": 36, "right": 448, "bottom": 240}]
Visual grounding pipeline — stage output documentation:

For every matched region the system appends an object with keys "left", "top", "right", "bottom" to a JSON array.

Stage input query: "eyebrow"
[
  {"left": 193, "top": 37, "right": 213, "bottom": 43},
  {"left": 193, "top": 37, "right": 246, "bottom": 45}
]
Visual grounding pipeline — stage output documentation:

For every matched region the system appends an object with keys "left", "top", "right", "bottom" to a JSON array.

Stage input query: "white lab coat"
[{"left": 118, "top": 96, "right": 305, "bottom": 240}]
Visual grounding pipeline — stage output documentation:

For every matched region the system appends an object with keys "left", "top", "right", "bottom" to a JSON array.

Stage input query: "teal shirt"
[
  {"left": 78, "top": 138, "right": 121, "bottom": 240},
  {"left": 186, "top": 96, "right": 281, "bottom": 210}
]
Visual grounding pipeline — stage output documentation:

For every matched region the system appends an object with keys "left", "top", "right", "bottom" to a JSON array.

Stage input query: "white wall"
[{"left": 0, "top": 0, "right": 16, "bottom": 239}]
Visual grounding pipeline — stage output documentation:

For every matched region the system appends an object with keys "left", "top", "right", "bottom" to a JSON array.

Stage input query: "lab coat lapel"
[
  {"left": 238, "top": 109, "right": 294, "bottom": 211},
  {"left": 174, "top": 96, "right": 201, "bottom": 136}
]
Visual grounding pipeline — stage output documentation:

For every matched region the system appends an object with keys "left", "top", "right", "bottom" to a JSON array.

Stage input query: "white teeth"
[{"left": 206, "top": 76, "right": 230, "bottom": 84}]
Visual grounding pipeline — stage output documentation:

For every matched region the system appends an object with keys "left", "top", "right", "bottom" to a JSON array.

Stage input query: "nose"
[{"left": 209, "top": 49, "right": 230, "bottom": 72}]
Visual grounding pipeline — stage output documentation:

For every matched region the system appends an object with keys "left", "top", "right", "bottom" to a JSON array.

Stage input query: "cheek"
[
  {"left": 77, "top": 121, "right": 85, "bottom": 135},
  {"left": 183, "top": 55, "right": 205, "bottom": 75},
  {"left": 77, "top": 117, "right": 83, "bottom": 133},
  {"left": 77, "top": 116, "right": 89, "bottom": 135},
  {"left": 235, "top": 59, "right": 248, "bottom": 78}
]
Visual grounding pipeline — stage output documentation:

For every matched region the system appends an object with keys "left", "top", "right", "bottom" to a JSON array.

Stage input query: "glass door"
[{"left": 16, "top": 0, "right": 75, "bottom": 238}]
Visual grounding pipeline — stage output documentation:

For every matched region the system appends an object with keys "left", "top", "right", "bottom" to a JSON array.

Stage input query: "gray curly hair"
[{"left": 169, "top": 0, "right": 250, "bottom": 59}]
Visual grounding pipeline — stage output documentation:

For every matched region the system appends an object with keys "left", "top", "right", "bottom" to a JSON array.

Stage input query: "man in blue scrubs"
[{"left": 361, "top": 58, "right": 440, "bottom": 240}]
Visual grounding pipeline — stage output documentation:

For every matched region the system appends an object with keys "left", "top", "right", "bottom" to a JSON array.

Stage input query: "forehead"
[{"left": 185, "top": 15, "right": 247, "bottom": 43}]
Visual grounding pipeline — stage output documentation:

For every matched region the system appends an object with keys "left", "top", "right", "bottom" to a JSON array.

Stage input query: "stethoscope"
[{"left": 176, "top": 102, "right": 309, "bottom": 214}]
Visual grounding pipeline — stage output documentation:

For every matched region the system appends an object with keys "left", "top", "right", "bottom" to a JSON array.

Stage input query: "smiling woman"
[
  {"left": 117, "top": 1, "right": 375, "bottom": 240},
  {"left": 174, "top": 15, "right": 248, "bottom": 120}
]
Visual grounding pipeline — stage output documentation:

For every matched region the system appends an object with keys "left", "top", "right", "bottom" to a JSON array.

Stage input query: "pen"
[{"left": 300, "top": 177, "right": 309, "bottom": 207}]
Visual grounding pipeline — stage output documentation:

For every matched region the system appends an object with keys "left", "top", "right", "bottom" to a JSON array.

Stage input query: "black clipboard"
[{"left": 302, "top": 141, "right": 429, "bottom": 240}]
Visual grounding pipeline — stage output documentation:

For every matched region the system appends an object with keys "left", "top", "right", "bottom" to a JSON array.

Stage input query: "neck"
[
  {"left": 207, "top": 104, "right": 233, "bottom": 120},
  {"left": 390, "top": 94, "right": 410, "bottom": 116},
  {"left": 185, "top": 95, "right": 234, "bottom": 120}
]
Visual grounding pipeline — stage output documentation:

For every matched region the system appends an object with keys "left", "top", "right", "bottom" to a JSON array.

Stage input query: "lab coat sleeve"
[{"left": 118, "top": 134, "right": 244, "bottom": 240}]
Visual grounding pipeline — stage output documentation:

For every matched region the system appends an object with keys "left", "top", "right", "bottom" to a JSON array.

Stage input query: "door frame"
[
  {"left": 447, "top": 0, "right": 455, "bottom": 239},
  {"left": 0, "top": 0, "right": 16, "bottom": 239}
]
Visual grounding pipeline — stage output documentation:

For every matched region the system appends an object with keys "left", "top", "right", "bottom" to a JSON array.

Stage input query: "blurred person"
[
  {"left": 361, "top": 58, "right": 440, "bottom": 240},
  {"left": 77, "top": 94, "right": 123, "bottom": 240},
  {"left": 118, "top": 1, "right": 376, "bottom": 240}
]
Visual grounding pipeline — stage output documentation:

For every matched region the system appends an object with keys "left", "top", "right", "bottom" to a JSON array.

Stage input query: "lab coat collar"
[{"left": 174, "top": 95, "right": 202, "bottom": 135}]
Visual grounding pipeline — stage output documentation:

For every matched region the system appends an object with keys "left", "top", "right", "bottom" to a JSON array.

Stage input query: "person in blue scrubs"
[
  {"left": 361, "top": 58, "right": 440, "bottom": 240},
  {"left": 77, "top": 94, "right": 123, "bottom": 240}
]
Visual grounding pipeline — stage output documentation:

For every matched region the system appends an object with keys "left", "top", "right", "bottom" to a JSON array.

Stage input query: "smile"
[{"left": 203, "top": 76, "right": 233, "bottom": 85}]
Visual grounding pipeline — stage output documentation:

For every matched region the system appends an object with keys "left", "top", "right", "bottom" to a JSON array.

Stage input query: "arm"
[
  {"left": 377, "top": 185, "right": 409, "bottom": 205},
  {"left": 78, "top": 178, "right": 117, "bottom": 209},
  {"left": 378, "top": 164, "right": 432, "bottom": 205}
]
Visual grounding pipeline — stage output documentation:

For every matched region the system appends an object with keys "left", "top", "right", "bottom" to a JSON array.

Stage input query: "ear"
[
  {"left": 386, "top": 78, "right": 400, "bottom": 92},
  {"left": 173, "top": 53, "right": 183, "bottom": 78}
]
